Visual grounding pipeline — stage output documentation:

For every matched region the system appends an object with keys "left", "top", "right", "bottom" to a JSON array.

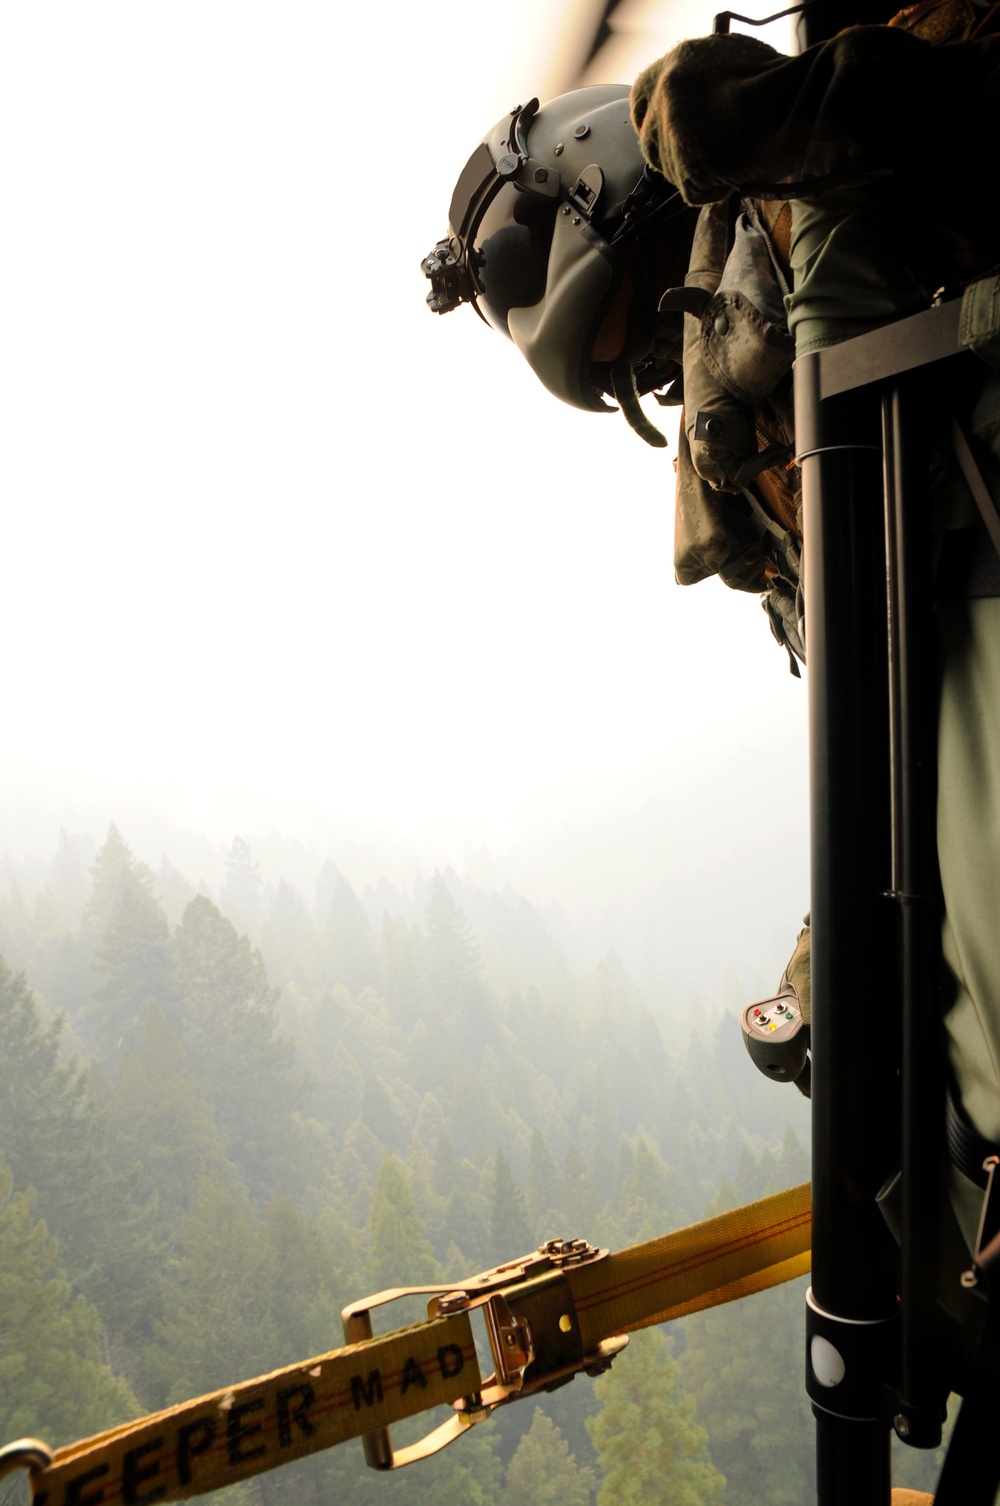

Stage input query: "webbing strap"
[
  {"left": 26, "top": 1313, "right": 479, "bottom": 1506},
  {"left": 569, "top": 1182, "right": 811, "bottom": 1346},
  {"left": 14, "top": 1184, "right": 811, "bottom": 1502}
]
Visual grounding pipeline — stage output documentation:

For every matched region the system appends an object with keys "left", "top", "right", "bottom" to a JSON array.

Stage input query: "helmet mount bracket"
[
  {"left": 424, "top": 84, "right": 693, "bottom": 413},
  {"left": 568, "top": 165, "right": 605, "bottom": 220}
]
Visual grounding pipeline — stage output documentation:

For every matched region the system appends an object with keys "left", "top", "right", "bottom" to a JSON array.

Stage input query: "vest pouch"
[
  {"left": 674, "top": 425, "right": 738, "bottom": 585},
  {"left": 687, "top": 398, "right": 759, "bottom": 490},
  {"left": 701, "top": 212, "right": 794, "bottom": 405},
  {"left": 677, "top": 205, "right": 779, "bottom": 490}
]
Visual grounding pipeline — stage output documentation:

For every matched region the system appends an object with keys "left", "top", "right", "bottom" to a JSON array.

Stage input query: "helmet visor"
[{"left": 468, "top": 182, "right": 559, "bottom": 338}]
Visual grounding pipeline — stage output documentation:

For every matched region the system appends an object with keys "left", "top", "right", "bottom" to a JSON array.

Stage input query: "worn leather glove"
[{"left": 779, "top": 914, "right": 811, "bottom": 1023}]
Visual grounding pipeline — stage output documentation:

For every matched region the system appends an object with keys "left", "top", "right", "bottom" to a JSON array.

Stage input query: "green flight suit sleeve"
[
  {"left": 629, "top": 25, "right": 988, "bottom": 207},
  {"left": 632, "top": 26, "right": 1000, "bottom": 352}
]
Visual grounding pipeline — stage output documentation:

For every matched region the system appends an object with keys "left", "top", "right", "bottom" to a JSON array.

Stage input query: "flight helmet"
[{"left": 422, "top": 87, "right": 692, "bottom": 441}]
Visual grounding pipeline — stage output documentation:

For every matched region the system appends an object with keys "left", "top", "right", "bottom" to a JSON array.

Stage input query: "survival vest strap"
[
  {"left": 1, "top": 1183, "right": 810, "bottom": 1503},
  {"left": 668, "top": 192, "right": 805, "bottom": 672}
]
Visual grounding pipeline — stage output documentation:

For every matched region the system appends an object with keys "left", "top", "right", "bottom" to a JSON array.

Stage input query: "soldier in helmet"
[
  {"left": 422, "top": 88, "right": 693, "bottom": 422},
  {"left": 422, "top": 83, "right": 806, "bottom": 673},
  {"left": 423, "top": 7, "right": 1000, "bottom": 1280},
  {"left": 629, "top": 5, "right": 1000, "bottom": 1287}
]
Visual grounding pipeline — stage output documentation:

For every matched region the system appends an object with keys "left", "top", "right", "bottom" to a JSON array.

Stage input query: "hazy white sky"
[{"left": 0, "top": 0, "right": 803, "bottom": 858}]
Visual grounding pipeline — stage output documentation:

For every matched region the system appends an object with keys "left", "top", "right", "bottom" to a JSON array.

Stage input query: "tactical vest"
[
  {"left": 668, "top": 0, "right": 996, "bottom": 674},
  {"left": 673, "top": 195, "right": 804, "bottom": 671}
]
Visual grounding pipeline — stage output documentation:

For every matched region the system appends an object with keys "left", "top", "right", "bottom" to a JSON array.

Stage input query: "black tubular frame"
[
  {"left": 786, "top": 5, "right": 976, "bottom": 1496},
  {"left": 795, "top": 285, "right": 1000, "bottom": 1502},
  {"left": 797, "top": 355, "right": 900, "bottom": 1506}
]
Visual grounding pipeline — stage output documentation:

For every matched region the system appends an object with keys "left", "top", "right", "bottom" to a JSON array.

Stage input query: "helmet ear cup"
[
  {"left": 508, "top": 213, "right": 619, "bottom": 413},
  {"left": 486, "top": 86, "right": 642, "bottom": 411},
  {"left": 434, "top": 84, "right": 680, "bottom": 412},
  {"left": 592, "top": 252, "right": 636, "bottom": 363}
]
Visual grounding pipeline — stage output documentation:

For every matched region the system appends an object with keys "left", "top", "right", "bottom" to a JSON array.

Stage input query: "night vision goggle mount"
[
  {"left": 422, "top": 96, "right": 618, "bottom": 319},
  {"left": 422, "top": 241, "right": 473, "bottom": 317}
]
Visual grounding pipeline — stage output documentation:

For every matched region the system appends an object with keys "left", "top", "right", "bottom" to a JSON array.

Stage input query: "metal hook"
[{"left": 0, "top": 1440, "right": 53, "bottom": 1486}]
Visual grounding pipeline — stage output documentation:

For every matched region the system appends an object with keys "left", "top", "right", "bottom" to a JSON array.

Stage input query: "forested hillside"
[{"left": 0, "top": 824, "right": 829, "bottom": 1505}]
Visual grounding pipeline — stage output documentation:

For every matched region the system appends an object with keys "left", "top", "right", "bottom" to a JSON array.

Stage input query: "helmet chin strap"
[
  {"left": 606, "top": 233, "right": 686, "bottom": 448},
  {"left": 610, "top": 358, "right": 670, "bottom": 447}
]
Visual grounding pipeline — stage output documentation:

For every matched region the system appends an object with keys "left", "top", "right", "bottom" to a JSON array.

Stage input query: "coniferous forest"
[{"left": 0, "top": 824, "right": 941, "bottom": 1503}]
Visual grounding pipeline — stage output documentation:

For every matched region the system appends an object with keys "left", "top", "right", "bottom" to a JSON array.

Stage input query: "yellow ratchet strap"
[
  {"left": 7, "top": 1183, "right": 810, "bottom": 1501},
  {"left": 4, "top": 1313, "right": 479, "bottom": 1506},
  {"left": 567, "top": 1180, "right": 812, "bottom": 1347}
]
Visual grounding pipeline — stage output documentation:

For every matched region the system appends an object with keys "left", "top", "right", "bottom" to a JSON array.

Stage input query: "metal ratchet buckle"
[{"left": 341, "top": 1237, "right": 628, "bottom": 1469}]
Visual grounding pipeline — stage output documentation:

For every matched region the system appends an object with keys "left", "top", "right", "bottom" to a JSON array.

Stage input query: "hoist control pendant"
[{"left": 741, "top": 995, "right": 809, "bottom": 1084}]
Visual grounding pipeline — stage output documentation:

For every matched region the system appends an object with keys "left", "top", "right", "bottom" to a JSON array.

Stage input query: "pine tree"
[
  {"left": 527, "top": 1128, "right": 564, "bottom": 1241},
  {"left": 489, "top": 1148, "right": 533, "bottom": 1261},
  {"left": 47, "top": 828, "right": 92, "bottom": 927},
  {"left": 260, "top": 879, "right": 320, "bottom": 994},
  {"left": 106, "top": 1003, "right": 237, "bottom": 1244},
  {"left": 425, "top": 873, "right": 481, "bottom": 1009},
  {"left": 360, "top": 1074, "right": 409, "bottom": 1155},
  {"left": 562, "top": 1143, "right": 599, "bottom": 1234},
  {"left": 219, "top": 835, "right": 263, "bottom": 935},
  {"left": 380, "top": 913, "right": 431, "bottom": 1027},
  {"left": 86, "top": 869, "right": 174, "bottom": 1064},
  {"left": 576, "top": 1067, "right": 623, "bottom": 1211},
  {"left": 365, "top": 1155, "right": 439, "bottom": 1291},
  {"left": 80, "top": 825, "right": 156, "bottom": 950},
  {"left": 0, "top": 1153, "right": 138, "bottom": 1447},
  {"left": 156, "top": 856, "right": 196, "bottom": 927},
  {"left": 151, "top": 1178, "right": 277, "bottom": 1405},
  {"left": 678, "top": 1277, "right": 814, "bottom": 1506},
  {"left": 587, "top": 1327, "right": 725, "bottom": 1506},
  {"left": 24, "top": 884, "right": 84, "bottom": 1018},
  {"left": 153, "top": 1180, "right": 353, "bottom": 1409},
  {"left": 618, "top": 1137, "right": 672, "bottom": 1242},
  {"left": 317, "top": 864, "right": 380, "bottom": 996},
  {"left": 506, "top": 1410, "right": 596, "bottom": 1506},
  {"left": 0, "top": 880, "right": 33, "bottom": 975},
  {"left": 260, "top": 1191, "right": 352, "bottom": 1358},
  {"left": 0, "top": 956, "right": 155, "bottom": 1340},
  {"left": 173, "top": 895, "right": 300, "bottom": 1197}
]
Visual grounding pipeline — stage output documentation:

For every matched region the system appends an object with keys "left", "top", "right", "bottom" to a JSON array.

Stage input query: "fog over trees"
[
  {"left": 0, "top": 2, "right": 846, "bottom": 1500},
  {"left": 0, "top": 818, "right": 945, "bottom": 1501}
]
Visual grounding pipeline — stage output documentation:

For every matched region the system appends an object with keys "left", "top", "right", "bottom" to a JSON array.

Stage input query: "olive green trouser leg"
[{"left": 938, "top": 596, "right": 1000, "bottom": 1250}]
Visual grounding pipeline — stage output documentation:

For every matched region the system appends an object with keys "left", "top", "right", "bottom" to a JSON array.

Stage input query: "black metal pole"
[
  {"left": 786, "top": 9, "right": 934, "bottom": 1491},
  {"left": 796, "top": 356, "right": 900, "bottom": 1506},
  {"left": 882, "top": 381, "right": 944, "bottom": 1448}
]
